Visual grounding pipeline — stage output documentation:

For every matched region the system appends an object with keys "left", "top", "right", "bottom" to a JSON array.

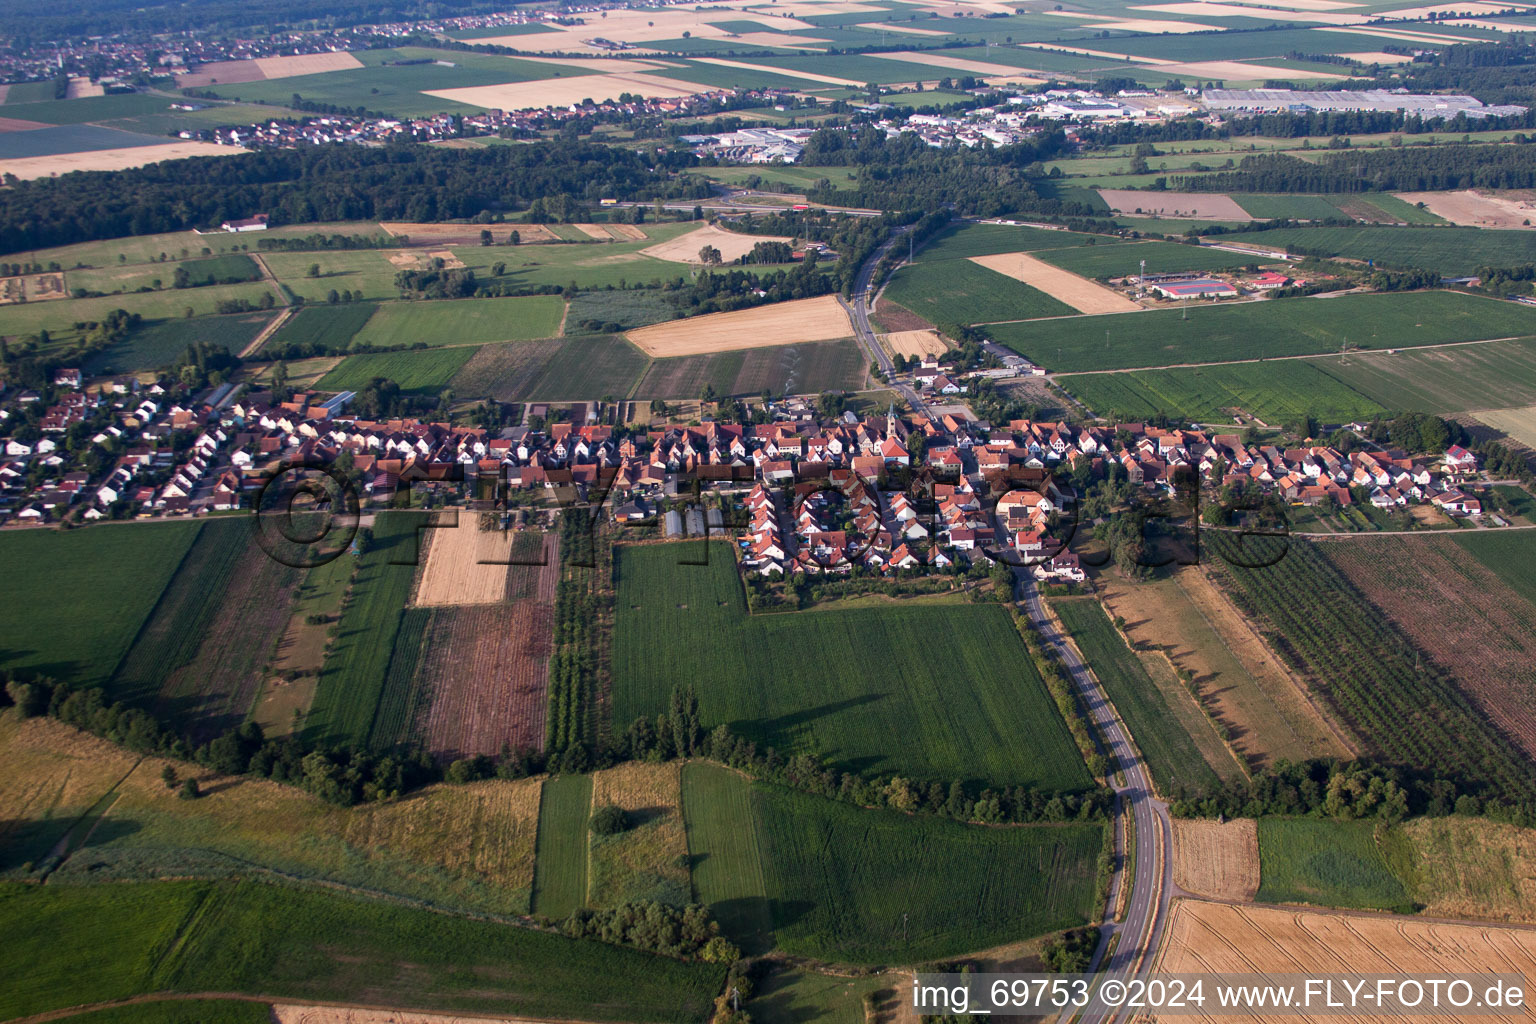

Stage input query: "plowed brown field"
[{"left": 416, "top": 603, "right": 554, "bottom": 759}]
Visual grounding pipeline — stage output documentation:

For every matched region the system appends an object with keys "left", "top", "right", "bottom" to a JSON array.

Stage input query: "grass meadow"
[
  {"left": 350, "top": 294, "right": 566, "bottom": 347},
  {"left": 532, "top": 774, "right": 594, "bottom": 919},
  {"left": 1255, "top": 817, "right": 1409, "bottom": 911},
  {"left": 680, "top": 762, "right": 776, "bottom": 954},
  {"left": 611, "top": 543, "right": 1090, "bottom": 792},
  {"left": 1, "top": 879, "right": 723, "bottom": 1022}
]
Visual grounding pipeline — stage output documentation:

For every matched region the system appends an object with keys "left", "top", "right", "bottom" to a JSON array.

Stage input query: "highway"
[{"left": 1017, "top": 575, "right": 1176, "bottom": 1024}]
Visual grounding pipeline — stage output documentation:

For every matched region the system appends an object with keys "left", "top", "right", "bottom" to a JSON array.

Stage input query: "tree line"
[
  {"left": 1169, "top": 141, "right": 1536, "bottom": 192},
  {"left": 0, "top": 141, "right": 712, "bottom": 255}
]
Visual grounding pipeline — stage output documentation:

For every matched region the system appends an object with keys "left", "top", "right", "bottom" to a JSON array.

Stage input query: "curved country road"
[{"left": 1017, "top": 575, "right": 1176, "bottom": 1024}]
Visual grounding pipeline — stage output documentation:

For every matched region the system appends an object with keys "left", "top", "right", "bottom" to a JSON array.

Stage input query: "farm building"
[{"left": 1149, "top": 278, "right": 1238, "bottom": 299}]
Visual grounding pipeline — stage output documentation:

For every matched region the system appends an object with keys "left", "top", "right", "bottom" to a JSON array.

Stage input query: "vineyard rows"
[{"left": 1206, "top": 535, "right": 1536, "bottom": 800}]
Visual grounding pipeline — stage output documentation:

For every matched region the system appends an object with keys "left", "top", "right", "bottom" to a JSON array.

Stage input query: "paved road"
[
  {"left": 842, "top": 224, "right": 933, "bottom": 417},
  {"left": 1016, "top": 575, "right": 1175, "bottom": 1024}
]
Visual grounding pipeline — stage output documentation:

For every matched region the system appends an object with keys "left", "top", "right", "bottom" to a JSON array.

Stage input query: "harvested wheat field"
[
  {"left": 858, "top": 21, "right": 949, "bottom": 34},
  {"left": 1398, "top": 189, "right": 1536, "bottom": 229},
  {"left": 882, "top": 328, "right": 949, "bottom": 360},
  {"left": 1098, "top": 189, "right": 1254, "bottom": 222},
  {"left": 1157, "top": 900, "right": 1536, "bottom": 1022},
  {"left": 178, "top": 51, "right": 362, "bottom": 88},
  {"left": 426, "top": 73, "right": 709, "bottom": 112},
  {"left": 274, "top": 1007, "right": 567, "bottom": 1024},
  {"left": 970, "top": 252, "right": 1142, "bottom": 314},
  {"left": 414, "top": 602, "right": 555, "bottom": 758},
  {"left": 692, "top": 57, "right": 864, "bottom": 87},
  {"left": 588, "top": 760, "right": 692, "bottom": 908},
  {"left": 257, "top": 51, "right": 365, "bottom": 78},
  {"left": 1172, "top": 818, "right": 1260, "bottom": 901},
  {"left": 627, "top": 295, "right": 853, "bottom": 357},
  {"left": 640, "top": 222, "right": 793, "bottom": 264},
  {"left": 573, "top": 223, "right": 614, "bottom": 240},
  {"left": 0, "top": 141, "right": 237, "bottom": 180},
  {"left": 381, "top": 222, "right": 558, "bottom": 246},
  {"left": 872, "top": 51, "right": 1035, "bottom": 76},
  {"left": 414, "top": 516, "right": 549, "bottom": 606},
  {"left": 1473, "top": 404, "right": 1536, "bottom": 448},
  {"left": 605, "top": 223, "right": 647, "bottom": 241}
]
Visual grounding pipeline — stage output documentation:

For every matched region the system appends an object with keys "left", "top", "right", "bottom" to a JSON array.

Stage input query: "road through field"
[{"left": 1018, "top": 575, "right": 1174, "bottom": 1024}]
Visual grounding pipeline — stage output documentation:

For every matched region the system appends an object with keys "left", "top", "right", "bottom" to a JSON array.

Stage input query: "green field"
[
  {"left": 611, "top": 544, "right": 1090, "bottom": 792},
  {"left": 680, "top": 762, "right": 775, "bottom": 954},
  {"left": 1309, "top": 337, "right": 1536, "bottom": 413},
  {"left": 1231, "top": 194, "right": 1354, "bottom": 221},
  {"left": 317, "top": 347, "right": 477, "bottom": 394},
  {"left": 1454, "top": 531, "right": 1536, "bottom": 609},
  {"left": 0, "top": 92, "right": 179, "bottom": 126},
  {"left": 1061, "top": 360, "right": 1387, "bottom": 424},
  {"left": 512, "top": 335, "right": 652, "bottom": 401},
  {"left": 915, "top": 222, "right": 1112, "bottom": 262},
  {"left": 990, "top": 291, "right": 1536, "bottom": 372},
  {"left": 263, "top": 302, "right": 379, "bottom": 353},
  {"left": 884, "top": 257, "right": 1074, "bottom": 326},
  {"left": 1255, "top": 818, "right": 1409, "bottom": 910},
  {"left": 351, "top": 295, "right": 566, "bottom": 347},
  {"left": 632, "top": 338, "right": 867, "bottom": 400},
  {"left": 0, "top": 282, "right": 278, "bottom": 344},
  {"left": 109, "top": 518, "right": 257, "bottom": 708},
  {"left": 263, "top": 250, "right": 403, "bottom": 302},
  {"left": 303, "top": 513, "right": 424, "bottom": 748},
  {"left": 532, "top": 774, "right": 594, "bottom": 919},
  {"left": 85, "top": 311, "right": 276, "bottom": 374},
  {"left": 1, "top": 880, "right": 723, "bottom": 1022},
  {"left": 1038, "top": 240, "right": 1271, "bottom": 279},
  {"left": 0, "top": 522, "right": 201, "bottom": 690},
  {"left": 750, "top": 969, "right": 895, "bottom": 1024},
  {"left": 758, "top": 784, "right": 1104, "bottom": 963},
  {"left": 1052, "top": 599, "right": 1221, "bottom": 795},
  {"left": 566, "top": 289, "right": 680, "bottom": 332},
  {"left": 1230, "top": 225, "right": 1536, "bottom": 276}
]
